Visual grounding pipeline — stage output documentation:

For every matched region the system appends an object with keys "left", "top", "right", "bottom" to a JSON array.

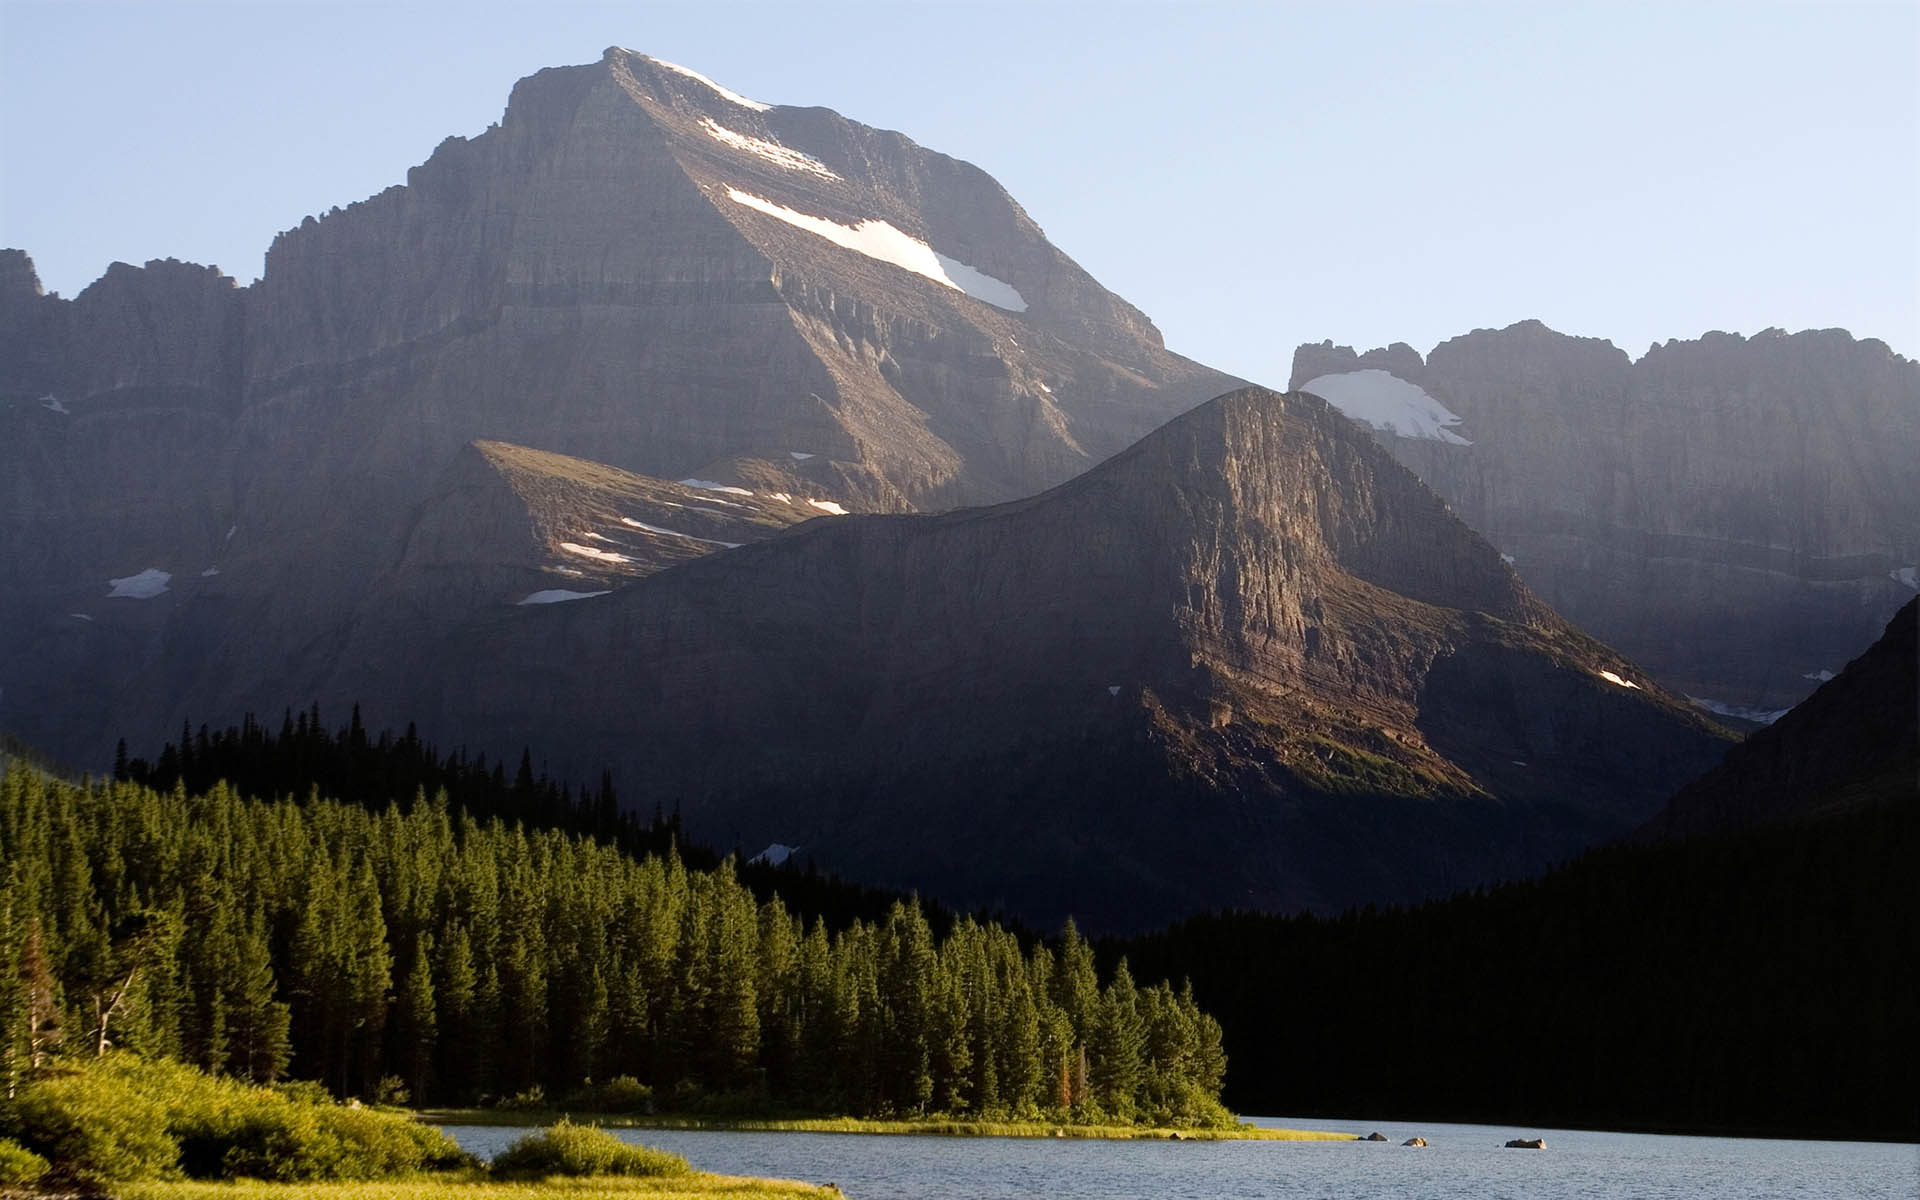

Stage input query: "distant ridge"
[{"left": 1292, "top": 321, "right": 1919, "bottom": 717}]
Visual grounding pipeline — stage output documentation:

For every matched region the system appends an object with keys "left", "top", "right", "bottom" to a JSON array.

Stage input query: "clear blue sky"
[{"left": 3, "top": 2, "right": 1914, "bottom": 387}]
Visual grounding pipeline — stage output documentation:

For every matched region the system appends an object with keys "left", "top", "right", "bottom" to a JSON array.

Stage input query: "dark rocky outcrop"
[
  {"left": 1293, "top": 322, "right": 1919, "bottom": 717},
  {"left": 1403, "top": 1137, "right": 1427, "bottom": 1147},
  {"left": 1504, "top": 1137, "right": 1546, "bottom": 1149},
  {"left": 372, "top": 388, "right": 1730, "bottom": 930},
  {"left": 1640, "top": 597, "right": 1917, "bottom": 840}
]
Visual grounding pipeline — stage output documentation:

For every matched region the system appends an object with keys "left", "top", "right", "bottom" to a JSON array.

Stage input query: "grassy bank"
[
  {"left": 418, "top": 1110, "right": 1354, "bottom": 1142},
  {"left": 120, "top": 1173, "right": 838, "bottom": 1200}
]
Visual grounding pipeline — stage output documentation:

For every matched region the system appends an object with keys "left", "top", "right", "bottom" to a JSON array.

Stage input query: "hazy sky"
[{"left": 2, "top": 2, "right": 1914, "bottom": 388}]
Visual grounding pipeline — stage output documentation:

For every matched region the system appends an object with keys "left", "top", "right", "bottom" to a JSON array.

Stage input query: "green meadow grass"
[{"left": 420, "top": 1111, "right": 1355, "bottom": 1141}]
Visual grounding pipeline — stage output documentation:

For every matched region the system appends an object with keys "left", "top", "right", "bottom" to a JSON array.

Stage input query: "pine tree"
[
  {"left": 433, "top": 925, "right": 478, "bottom": 1100},
  {"left": 1091, "top": 958, "right": 1145, "bottom": 1120},
  {"left": 396, "top": 933, "right": 436, "bottom": 1103},
  {"left": 226, "top": 912, "right": 291, "bottom": 1083}
]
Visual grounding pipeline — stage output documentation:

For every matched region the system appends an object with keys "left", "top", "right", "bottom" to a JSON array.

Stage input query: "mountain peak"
[{"left": 604, "top": 46, "right": 776, "bottom": 113}]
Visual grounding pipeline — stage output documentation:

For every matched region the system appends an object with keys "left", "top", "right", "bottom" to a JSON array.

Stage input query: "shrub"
[
  {"left": 10, "top": 1067, "right": 178, "bottom": 1181},
  {"left": 491, "top": 1119, "right": 689, "bottom": 1179},
  {"left": 0, "top": 1138, "right": 50, "bottom": 1186},
  {"left": 12, "top": 1055, "right": 471, "bottom": 1182},
  {"left": 498, "top": 1083, "right": 547, "bottom": 1112},
  {"left": 560, "top": 1075, "right": 655, "bottom": 1114}
]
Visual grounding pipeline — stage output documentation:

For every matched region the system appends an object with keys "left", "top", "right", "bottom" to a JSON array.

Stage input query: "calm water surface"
[{"left": 441, "top": 1115, "right": 1917, "bottom": 1199}]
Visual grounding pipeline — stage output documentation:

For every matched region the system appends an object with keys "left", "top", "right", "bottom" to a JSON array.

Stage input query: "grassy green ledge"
[
  {"left": 119, "top": 1173, "right": 839, "bottom": 1200},
  {"left": 417, "top": 1110, "right": 1355, "bottom": 1142}
]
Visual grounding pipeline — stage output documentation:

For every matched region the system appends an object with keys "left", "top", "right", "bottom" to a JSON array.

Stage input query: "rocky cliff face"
[
  {"left": 0, "top": 49, "right": 1236, "bottom": 765},
  {"left": 1292, "top": 321, "right": 1919, "bottom": 716},
  {"left": 369, "top": 388, "right": 1730, "bottom": 930}
]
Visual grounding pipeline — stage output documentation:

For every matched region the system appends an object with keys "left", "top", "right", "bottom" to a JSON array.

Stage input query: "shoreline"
[
  {"left": 117, "top": 1173, "right": 838, "bottom": 1200},
  {"left": 417, "top": 1110, "right": 1356, "bottom": 1142}
]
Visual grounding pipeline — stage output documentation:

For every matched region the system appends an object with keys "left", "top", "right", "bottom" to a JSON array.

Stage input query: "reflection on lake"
[{"left": 439, "top": 1115, "right": 1916, "bottom": 1200}]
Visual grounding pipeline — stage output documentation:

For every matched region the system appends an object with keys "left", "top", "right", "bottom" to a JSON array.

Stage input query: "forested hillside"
[
  {"left": 0, "top": 766, "right": 1228, "bottom": 1125},
  {"left": 1114, "top": 799, "right": 1917, "bottom": 1140}
]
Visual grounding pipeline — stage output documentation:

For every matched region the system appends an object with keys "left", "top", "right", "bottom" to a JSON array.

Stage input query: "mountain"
[
  {"left": 0, "top": 48, "right": 1236, "bottom": 764},
  {"left": 1291, "top": 322, "right": 1919, "bottom": 720},
  {"left": 1639, "top": 596, "right": 1916, "bottom": 841},
  {"left": 380, "top": 386, "right": 1731, "bottom": 930}
]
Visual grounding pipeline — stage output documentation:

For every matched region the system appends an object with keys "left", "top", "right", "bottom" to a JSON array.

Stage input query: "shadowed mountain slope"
[
  {"left": 384, "top": 387, "right": 1731, "bottom": 930},
  {"left": 1640, "top": 596, "right": 1917, "bottom": 841}
]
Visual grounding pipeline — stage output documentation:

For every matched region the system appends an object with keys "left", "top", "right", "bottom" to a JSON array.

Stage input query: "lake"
[{"left": 439, "top": 1115, "right": 1916, "bottom": 1199}]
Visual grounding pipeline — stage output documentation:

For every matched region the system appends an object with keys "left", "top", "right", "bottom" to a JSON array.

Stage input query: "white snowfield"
[
  {"left": 807, "top": 499, "right": 849, "bottom": 515},
  {"left": 559, "top": 542, "right": 634, "bottom": 565},
  {"left": 1299, "top": 370, "right": 1472, "bottom": 445},
  {"left": 679, "top": 478, "right": 755, "bottom": 497},
  {"left": 518, "top": 589, "right": 612, "bottom": 605},
  {"left": 621, "top": 517, "right": 742, "bottom": 549},
  {"left": 1598, "top": 669, "right": 1640, "bottom": 690},
  {"left": 40, "top": 394, "right": 68, "bottom": 414},
  {"left": 107, "top": 568, "right": 171, "bottom": 599},
  {"left": 1692, "top": 697, "right": 1792, "bottom": 725},
  {"left": 1803, "top": 669, "right": 1836, "bottom": 683},
  {"left": 724, "top": 188, "right": 1028, "bottom": 312},
  {"left": 1891, "top": 566, "right": 1919, "bottom": 589},
  {"left": 644, "top": 55, "right": 771, "bottom": 112},
  {"left": 699, "top": 118, "right": 838, "bottom": 180},
  {"left": 789, "top": 451, "right": 815, "bottom": 460},
  {"left": 751, "top": 843, "right": 800, "bottom": 866}
]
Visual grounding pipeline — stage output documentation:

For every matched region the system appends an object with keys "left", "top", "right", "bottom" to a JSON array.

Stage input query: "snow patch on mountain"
[
  {"left": 1803, "top": 669, "right": 1836, "bottom": 683},
  {"left": 807, "top": 499, "right": 849, "bottom": 515},
  {"left": 724, "top": 188, "right": 1028, "bottom": 312},
  {"left": 1891, "top": 565, "right": 1919, "bottom": 589},
  {"left": 622, "top": 518, "right": 742, "bottom": 549},
  {"left": 751, "top": 843, "right": 800, "bottom": 866},
  {"left": 699, "top": 118, "right": 838, "bottom": 179},
  {"left": 560, "top": 542, "right": 634, "bottom": 565},
  {"left": 40, "top": 394, "right": 67, "bottom": 414},
  {"left": 645, "top": 55, "right": 771, "bottom": 112},
  {"left": 519, "top": 589, "right": 612, "bottom": 605},
  {"left": 1691, "top": 697, "right": 1792, "bottom": 725},
  {"left": 107, "top": 568, "right": 171, "bottom": 599},
  {"left": 679, "top": 478, "right": 755, "bottom": 496},
  {"left": 789, "top": 451, "right": 815, "bottom": 460},
  {"left": 1299, "top": 370, "right": 1472, "bottom": 445},
  {"left": 1598, "top": 669, "right": 1639, "bottom": 689}
]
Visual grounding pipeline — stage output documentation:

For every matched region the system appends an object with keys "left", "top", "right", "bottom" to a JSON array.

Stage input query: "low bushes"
[
  {"left": 490, "top": 1120, "right": 688, "bottom": 1179},
  {"left": 5, "top": 1055, "right": 471, "bottom": 1183},
  {"left": 9, "top": 1065, "right": 178, "bottom": 1181},
  {"left": 557, "top": 1075, "right": 655, "bottom": 1114},
  {"left": 0, "top": 1137, "right": 51, "bottom": 1186}
]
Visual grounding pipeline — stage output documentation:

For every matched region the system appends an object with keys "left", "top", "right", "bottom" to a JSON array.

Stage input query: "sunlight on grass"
[
  {"left": 424, "top": 1110, "right": 1354, "bottom": 1141},
  {"left": 120, "top": 1172, "right": 839, "bottom": 1200}
]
